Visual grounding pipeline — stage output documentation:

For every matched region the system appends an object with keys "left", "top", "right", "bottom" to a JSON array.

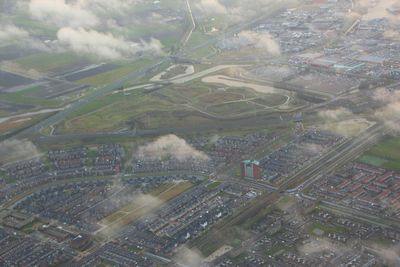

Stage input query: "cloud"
[
  {"left": 106, "top": 179, "right": 164, "bottom": 208},
  {"left": 237, "top": 31, "right": 280, "bottom": 55},
  {"left": 29, "top": 0, "right": 99, "bottom": 28},
  {"left": 318, "top": 107, "right": 354, "bottom": 121},
  {"left": 28, "top": 0, "right": 142, "bottom": 28},
  {"left": 96, "top": 180, "right": 164, "bottom": 239},
  {"left": 373, "top": 87, "right": 397, "bottom": 102},
  {"left": 301, "top": 143, "right": 324, "bottom": 155},
  {"left": 136, "top": 134, "right": 209, "bottom": 162},
  {"left": 364, "top": 242, "right": 400, "bottom": 267},
  {"left": 373, "top": 88, "right": 400, "bottom": 132},
  {"left": 0, "top": 24, "right": 30, "bottom": 43},
  {"left": 356, "top": 0, "right": 400, "bottom": 23},
  {"left": 298, "top": 238, "right": 347, "bottom": 256},
  {"left": 195, "top": 0, "right": 286, "bottom": 22},
  {"left": 57, "top": 27, "right": 163, "bottom": 59},
  {"left": 0, "top": 24, "right": 51, "bottom": 51},
  {"left": 0, "top": 139, "right": 40, "bottom": 163},
  {"left": 217, "top": 31, "right": 281, "bottom": 55},
  {"left": 79, "top": 0, "right": 137, "bottom": 14},
  {"left": 174, "top": 245, "right": 205, "bottom": 267},
  {"left": 196, "top": 0, "right": 227, "bottom": 15},
  {"left": 317, "top": 108, "right": 369, "bottom": 137},
  {"left": 384, "top": 30, "right": 400, "bottom": 40}
]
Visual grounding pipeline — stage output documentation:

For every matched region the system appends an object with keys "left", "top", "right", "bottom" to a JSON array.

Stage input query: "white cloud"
[
  {"left": 0, "top": 24, "right": 50, "bottom": 51},
  {"left": 373, "top": 88, "right": 400, "bottom": 133},
  {"left": 318, "top": 107, "right": 354, "bottom": 121},
  {"left": 317, "top": 108, "right": 367, "bottom": 137},
  {"left": 57, "top": 27, "right": 130, "bottom": 59},
  {"left": 196, "top": 0, "right": 227, "bottom": 15},
  {"left": 174, "top": 245, "right": 205, "bottom": 267},
  {"left": 237, "top": 31, "right": 281, "bottom": 55},
  {"left": 136, "top": 134, "right": 209, "bottom": 162},
  {"left": 79, "top": 0, "right": 137, "bottom": 14},
  {"left": 57, "top": 27, "right": 163, "bottom": 60},
  {"left": 0, "top": 24, "right": 30, "bottom": 43},
  {"left": 29, "top": 0, "right": 99, "bottom": 28},
  {"left": 357, "top": 0, "right": 400, "bottom": 23}
]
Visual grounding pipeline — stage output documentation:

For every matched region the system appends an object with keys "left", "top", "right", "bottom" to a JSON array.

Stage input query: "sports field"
[{"left": 358, "top": 137, "right": 400, "bottom": 170}]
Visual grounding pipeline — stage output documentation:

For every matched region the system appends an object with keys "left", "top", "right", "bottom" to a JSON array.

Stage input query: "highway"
[
  {"left": 35, "top": 111, "right": 293, "bottom": 144},
  {"left": 301, "top": 193, "right": 400, "bottom": 229},
  {"left": 182, "top": 0, "right": 196, "bottom": 46},
  {"left": 225, "top": 121, "right": 385, "bottom": 195},
  {"left": 280, "top": 121, "right": 385, "bottom": 190},
  {"left": 13, "top": 59, "right": 169, "bottom": 139},
  {"left": 6, "top": 1, "right": 296, "bottom": 142}
]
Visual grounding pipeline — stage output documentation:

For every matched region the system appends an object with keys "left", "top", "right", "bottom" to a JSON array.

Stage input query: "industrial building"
[{"left": 241, "top": 160, "right": 262, "bottom": 179}]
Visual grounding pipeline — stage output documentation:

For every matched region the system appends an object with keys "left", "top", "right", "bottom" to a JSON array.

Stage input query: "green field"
[
  {"left": 56, "top": 87, "right": 215, "bottom": 133},
  {"left": 58, "top": 74, "right": 287, "bottom": 134},
  {"left": 207, "top": 181, "right": 222, "bottom": 189},
  {"left": 77, "top": 59, "right": 156, "bottom": 86},
  {"left": 197, "top": 91, "right": 243, "bottom": 105},
  {"left": 0, "top": 90, "right": 62, "bottom": 108},
  {"left": 358, "top": 137, "right": 400, "bottom": 170},
  {"left": 160, "top": 78, "right": 291, "bottom": 118},
  {"left": 0, "top": 113, "right": 53, "bottom": 136},
  {"left": 251, "top": 95, "right": 288, "bottom": 107},
  {"left": 163, "top": 83, "right": 210, "bottom": 99},
  {"left": 15, "top": 52, "right": 91, "bottom": 73},
  {"left": 266, "top": 243, "right": 289, "bottom": 256},
  {"left": 208, "top": 101, "right": 262, "bottom": 117},
  {"left": 358, "top": 155, "right": 388, "bottom": 167},
  {"left": 21, "top": 219, "right": 43, "bottom": 234},
  {"left": 275, "top": 195, "right": 296, "bottom": 211},
  {"left": 307, "top": 222, "right": 347, "bottom": 236}
]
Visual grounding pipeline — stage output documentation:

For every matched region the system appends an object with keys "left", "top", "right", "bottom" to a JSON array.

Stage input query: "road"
[
  {"left": 182, "top": 0, "right": 196, "bottom": 46},
  {"left": 35, "top": 111, "right": 293, "bottom": 144},
  {"left": 280, "top": 121, "right": 384, "bottom": 190},
  {"left": 177, "top": 1, "right": 298, "bottom": 59},
  {"left": 7, "top": 1, "right": 295, "bottom": 142},
  {"left": 301, "top": 193, "right": 400, "bottom": 229},
  {"left": 224, "top": 121, "right": 385, "bottom": 195},
  {"left": 13, "top": 59, "right": 168, "bottom": 139}
]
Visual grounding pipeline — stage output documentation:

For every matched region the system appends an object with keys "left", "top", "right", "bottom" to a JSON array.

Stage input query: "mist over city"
[{"left": 0, "top": 0, "right": 400, "bottom": 266}]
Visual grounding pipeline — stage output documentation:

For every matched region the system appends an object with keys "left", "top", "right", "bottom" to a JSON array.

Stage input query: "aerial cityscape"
[{"left": 0, "top": 0, "right": 400, "bottom": 266}]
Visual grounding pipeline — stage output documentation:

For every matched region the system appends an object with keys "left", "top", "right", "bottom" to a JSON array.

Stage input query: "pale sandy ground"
[
  {"left": 150, "top": 64, "right": 195, "bottom": 82},
  {"left": 202, "top": 75, "right": 277, "bottom": 94},
  {"left": 0, "top": 107, "right": 66, "bottom": 124},
  {"left": 202, "top": 75, "right": 291, "bottom": 109},
  {"left": 203, "top": 245, "right": 233, "bottom": 264}
]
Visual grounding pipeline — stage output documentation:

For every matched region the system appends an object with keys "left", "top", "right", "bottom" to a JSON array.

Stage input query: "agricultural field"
[
  {"left": 14, "top": 52, "right": 92, "bottom": 75},
  {"left": 208, "top": 101, "right": 263, "bottom": 117},
  {"left": 0, "top": 100, "right": 33, "bottom": 115},
  {"left": 62, "top": 64, "right": 119, "bottom": 82},
  {"left": 0, "top": 113, "right": 53, "bottom": 136},
  {"left": 56, "top": 89, "right": 193, "bottom": 133},
  {"left": 0, "top": 88, "right": 64, "bottom": 111},
  {"left": 55, "top": 64, "right": 302, "bottom": 134},
  {"left": 0, "top": 45, "right": 38, "bottom": 61},
  {"left": 161, "top": 77, "right": 292, "bottom": 117},
  {"left": 76, "top": 59, "right": 156, "bottom": 86},
  {"left": 0, "top": 71, "right": 34, "bottom": 89},
  {"left": 358, "top": 137, "right": 400, "bottom": 170}
]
